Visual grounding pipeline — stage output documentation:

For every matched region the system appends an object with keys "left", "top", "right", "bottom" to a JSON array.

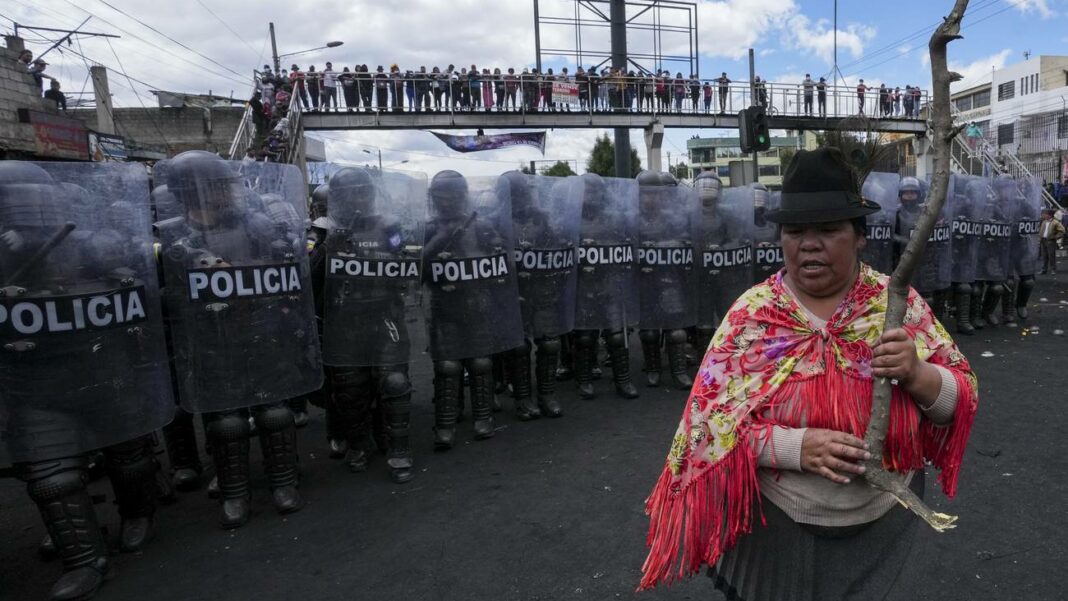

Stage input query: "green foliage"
[
  {"left": 669, "top": 162, "right": 690, "bottom": 180},
  {"left": 585, "top": 133, "right": 642, "bottom": 178},
  {"left": 540, "top": 161, "right": 577, "bottom": 177}
]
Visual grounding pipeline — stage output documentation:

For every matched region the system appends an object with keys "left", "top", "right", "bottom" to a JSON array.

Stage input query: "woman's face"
[{"left": 781, "top": 220, "right": 865, "bottom": 297}]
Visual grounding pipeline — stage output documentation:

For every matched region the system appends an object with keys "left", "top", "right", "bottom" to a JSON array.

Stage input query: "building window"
[
  {"left": 716, "top": 165, "right": 730, "bottom": 177},
  {"left": 998, "top": 81, "right": 1015, "bottom": 101},
  {"left": 1058, "top": 116, "right": 1068, "bottom": 139},
  {"left": 715, "top": 147, "right": 743, "bottom": 159},
  {"left": 758, "top": 164, "right": 780, "bottom": 177},
  {"left": 998, "top": 123, "right": 1014, "bottom": 145},
  {"left": 955, "top": 96, "right": 973, "bottom": 112},
  {"left": 1020, "top": 77, "right": 1026, "bottom": 95},
  {"left": 1033, "top": 73, "right": 1039, "bottom": 93},
  {"left": 758, "top": 149, "right": 779, "bottom": 159},
  {"left": 972, "top": 90, "right": 990, "bottom": 108}
]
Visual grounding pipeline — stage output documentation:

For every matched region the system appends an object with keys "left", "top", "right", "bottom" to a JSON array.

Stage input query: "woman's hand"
[
  {"left": 872, "top": 328, "right": 920, "bottom": 386},
  {"left": 800, "top": 429, "right": 871, "bottom": 484}
]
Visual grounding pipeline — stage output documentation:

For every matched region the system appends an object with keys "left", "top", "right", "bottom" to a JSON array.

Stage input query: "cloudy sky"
[{"left": 4, "top": 0, "right": 1064, "bottom": 175}]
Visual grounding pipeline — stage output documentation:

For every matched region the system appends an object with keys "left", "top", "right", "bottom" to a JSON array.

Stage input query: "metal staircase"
[{"left": 227, "top": 89, "right": 305, "bottom": 167}]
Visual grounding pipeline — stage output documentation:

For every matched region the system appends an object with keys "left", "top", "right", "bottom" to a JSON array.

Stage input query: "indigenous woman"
[{"left": 640, "top": 148, "right": 979, "bottom": 600}]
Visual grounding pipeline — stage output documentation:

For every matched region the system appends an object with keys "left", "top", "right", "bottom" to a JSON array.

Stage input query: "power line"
[
  {"left": 93, "top": 0, "right": 246, "bottom": 79},
  {"left": 106, "top": 38, "right": 174, "bottom": 153},
  {"left": 192, "top": 0, "right": 259, "bottom": 59}
]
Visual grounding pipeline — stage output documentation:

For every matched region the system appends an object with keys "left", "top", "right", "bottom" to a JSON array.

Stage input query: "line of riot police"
[{"left": 1, "top": 152, "right": 1042, "bottom": 601}]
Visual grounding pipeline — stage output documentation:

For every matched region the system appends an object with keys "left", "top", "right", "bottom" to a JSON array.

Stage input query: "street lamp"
[
  {"left": 269, "top": 22, "right": 343, "bottom": 73},
  {"left": 363, "top": 148, "right": 409, "bottom": 170}
]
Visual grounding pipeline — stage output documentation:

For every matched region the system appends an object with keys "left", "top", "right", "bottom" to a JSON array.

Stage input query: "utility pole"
[
  {"left": 610, "top": 0, "right": 631, "bottom": 178},
  {"left": 270, "top": 22, "right": 280, "bottom": 74},
  {"left": 749, "top": 48, "right": 759, "bottom": 185},
  {"left": 90, "top": 66, "right": 115, "bottom": 135}
]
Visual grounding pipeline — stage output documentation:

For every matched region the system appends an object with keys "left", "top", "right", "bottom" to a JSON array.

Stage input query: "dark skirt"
[{"left": 709, "top": 470, "right": 925, "bottom": 601}]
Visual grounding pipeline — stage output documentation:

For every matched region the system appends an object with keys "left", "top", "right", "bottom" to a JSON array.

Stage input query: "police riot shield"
[
  {"left": 860, "top": 172, "right": 900, "bottom": 274},
  {"left": 507, "top": 173, "right": 581, "bottom": 339},
  {"left": 154, "top": 154, "right": 323, "bottom": 413},
  {"left": 696, "top": 186, "right": 755, "bottom": 328},
  {"left": 907, "top": 177, "right": 954, "bottom": 293},
  {"left": 422, "top": 172, "right": 524, "bottom": 361},
  {"left": 949, "top": 174, "right": 980, "bottom": 284},
  {"left": 0, "top": 162, "right": 174, "bottom": 465},
  {"left": 752, "top": 186, "right": 783, "bottom": 284},
  {"left": 976, "top": 177, "right": 1013, "bottom": 282},
  {"left": 637, "top": 181, "right": 699, "bottom": 330},
  {"left": 1011, "top": 176, "right": 1042, "bottom": 277},
  {"left": 574, "top": 174, "right": 640, "bottom": 331},
  {"left": 320, "top": 167, "right": 425, "bottom": 366}
]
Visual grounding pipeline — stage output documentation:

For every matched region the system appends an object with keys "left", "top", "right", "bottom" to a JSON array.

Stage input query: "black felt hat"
[{"left": 765, "top": 147, "right": 881, "bottom": 224}]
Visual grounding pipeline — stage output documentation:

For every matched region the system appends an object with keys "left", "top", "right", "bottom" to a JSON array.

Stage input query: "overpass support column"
[
  {"left": 912, "top": 134, "right": 933, "bottom": 180},
  {"left": 644, "top": 122, "right": 664, "bottom": 173}
]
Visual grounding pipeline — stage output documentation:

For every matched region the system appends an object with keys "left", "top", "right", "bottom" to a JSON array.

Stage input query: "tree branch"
[{"left": 861, "top": 0, "right": 970, "bottom": 532}]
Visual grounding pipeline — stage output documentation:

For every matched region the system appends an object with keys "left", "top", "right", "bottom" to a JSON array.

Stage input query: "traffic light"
[{"left": 738, "top": 106, "right": 772, "bottom": 153}]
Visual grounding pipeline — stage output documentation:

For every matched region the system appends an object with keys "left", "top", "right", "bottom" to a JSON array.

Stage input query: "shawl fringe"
[{"left": 639, "top": 441, "right": 760, "bottom": 591}]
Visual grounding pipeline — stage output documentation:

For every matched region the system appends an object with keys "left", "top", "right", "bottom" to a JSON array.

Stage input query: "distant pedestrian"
[
  {"left": 321, "top": 62, "right": 338, "bottom": 110},
  {"left": 856, "top": 79, "right": 869, "bottom": 115},
  {"left": 802, "top": 74, "right": 814, "bottom": 116},
  {"left": 289, "top": 65, "right": 309, "bottom": 109},
  {"left": 307, "top": 65, "right": 321, "bottom": 109},
  {"left": 716, "top": 72, "right": 730, "bottom": 114},
  {"left": 44, "top": 79, "right": 66, "bottom": 110},
  {"left": 816, "top": 77, "right": 827, "bottom": 117},
  {"left": 1040, "top": 208, "right": 1064, "bottom": 274}
]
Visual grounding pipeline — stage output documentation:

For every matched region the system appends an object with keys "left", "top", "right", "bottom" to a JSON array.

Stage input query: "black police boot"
[
  {"left": 287, "top": 396, "right": 310, "bottom": 428},
  {"left": 381, "top": 371, "right": 415, "bottom": 484},
  {"left": 954, "top": 286, "right": 974, "bottom": 335},
  {"left": 330, "top": 367, "right": 375, "bottom": 473},
  {"left": 970, "top": 284, "right": 986, "bottom": 330},
  {"left": 491, "top": 353, "right": 506, "bottom": 411},
  {"left": 21, "top": 457, "right": 109, "bottom": 601},
  {"left": 162, "top": 408, "right": 203, "bottom": 491},
  {"left": 555, "top": 333, "right": 575, "bottom": 381},
  {"left": 981, "top": 281, "right": 1003, "bottom": 327},
  {"left": 509, "top": 343, "right": 541, "bottom": 421},
  {"left": 104, "top": 436, "right": 158, "bottom": 552},
  {"left": 325, "top": 403, "right": 348, "bottom": 459},
  {"left": 639, "top": 329, "right": 662, "bottom": 387},
  {"left": 1016, "top": 275, "right": 1035, "bottom": 321},
  {"left": 574, "top": 331, "right": 596, "bottom": 400},
  {"left": 255, "top": 404, "right": 304, "bottom": 515},
  {"left": 207, "top": 412, "right": 251, "bottom": 529},
  {"left": 666, "top": 329, "right": 694, "bottom": 390},
  {"left": 607, "top": 331, "right": 640, "bottom": 399},
  {"left": 536, "top": 337, "right": 564, "bottom": 418},
  {"left": 468, "top": 357, "right": 496, "bottom": 440},
  {"left": 432, "top": 361, "right": 462, "bottom": 450},
  {"left": 1001, "top": 280, "right": 1018, "bottom": 328}
]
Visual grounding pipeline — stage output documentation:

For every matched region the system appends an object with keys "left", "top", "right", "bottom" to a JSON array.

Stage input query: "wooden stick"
[{"left": 861, "top": 0, "right": 970, "bottom": 533}]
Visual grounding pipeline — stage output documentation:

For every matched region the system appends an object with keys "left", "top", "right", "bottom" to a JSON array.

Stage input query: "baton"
[{"left": 3, "top": 222, "right": 76, "bottom": 287}]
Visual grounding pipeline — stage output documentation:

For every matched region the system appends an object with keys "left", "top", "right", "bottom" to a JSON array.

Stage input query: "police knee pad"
[
  {"left": 1019, "top": 276, "right": 1035, "bottom": 292},
  {"left": 986, "top": 282, "right": 1005, "bottom": 296},
  {"left": 105, "top": 437, "right": 155, "bottom": 478},
  {"left": 435, "top": 359, "right": 463, "bottom": 378},
  {"left": 606, "top": 330, "right": 627, "bottom": 349},
  {"left": 575, "top": 330, "right": 597, "bottom": 348},
  {"left": 467, "top": 356, "right": 493, "bottom": 375},
  {"left": 207, "top": 412, "right": 251, "bottom": 443},
  {"left": 379, "top": 370, "right": 411, "bottom": 399},
  {"left": 253, "top": 404, "right": 296, "bottom": 434},
  {"left": 20, "top": 457, "right": 90, "bottom": 504},
  {"left": 537, "top": 336, "right": 561, "bottom": 355},
  {"left": 666, "top": 329, "right": 688, "bottom": 345},
  {"left": 511, "top": 340, "right": 532, "bottom": 359},
  {"left": 639, "top": 329, "right": 660, "bottom": 345},
  {"left": 953, "top": 282, "right": 971, "bottom": 295}
]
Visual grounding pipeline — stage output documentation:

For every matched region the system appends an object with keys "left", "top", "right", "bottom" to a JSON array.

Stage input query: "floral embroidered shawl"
[{"left": 639, "top": 264, "right": 979, "bottom": 590}]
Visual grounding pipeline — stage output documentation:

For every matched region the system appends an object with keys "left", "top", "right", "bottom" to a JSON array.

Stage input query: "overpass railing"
[{"left": 299, "top": 74, "right": 927, "bottom": 122}]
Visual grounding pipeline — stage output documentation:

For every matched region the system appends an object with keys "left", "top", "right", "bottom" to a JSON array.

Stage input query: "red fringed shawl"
[{"left": 639, "top": 265, "right": 979, "bottom": 590}]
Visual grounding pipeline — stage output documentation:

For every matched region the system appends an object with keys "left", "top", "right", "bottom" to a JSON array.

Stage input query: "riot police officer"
[
  {"left": 502, "top": 171, "right": 581, "bottom": 420},
  {"left": 156, "top": 151, "right": 323, "bottom": 528},
  {"left": 2, "top": 161, "right": 174, "bottom": 600},
  {"left": 1006, "top": 177, "right": 1042, "bottom": 323},
  {"left": 636, "top": 171, "right": 698, "bottom": 390},
  {"left": 310, "top": 167, "right": 421, "bottom": 482},
  {"left": 573, "top": 173, "right": 640, "bottom": 399},
  {"left": 423, "top": 170, "right": 524, "bottom": 448},
  {"left": 894, "top": 176, "right": 951, "bottom": 321}
]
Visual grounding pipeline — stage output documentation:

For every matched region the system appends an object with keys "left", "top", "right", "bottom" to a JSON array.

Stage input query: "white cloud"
[
  {"left": 695, "top": 0, "right": 797, "bottom": 60},
  {"left": 782, "top": 14, "right": 876, "bottom": 65},
  {"left": 1006, "top": 0, "right": 1055, "bottom": 18},
  {"left": 947, "top": 48, "right": 1014, "bottom": 91}
]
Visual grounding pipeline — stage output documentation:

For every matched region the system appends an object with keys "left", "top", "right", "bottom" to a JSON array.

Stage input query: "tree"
[
  {"left": 519, "top": 163, "right": 535, "bottom": 175},
  {"left": 540, "top": 161, "right": 577, "bottom": 177},
  {"left": 585, "top": 133, "right": 642, "bottom": 177},
  {"left": 669, "top": 162, "right": 690, "bottom": 180}
]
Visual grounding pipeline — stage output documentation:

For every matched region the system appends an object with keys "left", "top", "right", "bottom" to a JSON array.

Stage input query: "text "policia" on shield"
[
  {"left": 186, "top": 264, "right": 302, "bottom": 302},
  {"left": 0, "top": 287, "right": 147, "bottom": 337}
]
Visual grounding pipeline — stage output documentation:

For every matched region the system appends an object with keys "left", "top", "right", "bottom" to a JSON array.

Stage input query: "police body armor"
[
  {"left": 1008, "top": 176, "right": 1043, "bottom": 322},
  {"left": 860, "top": 171, "right": 900, "bottom": 274},
  {"left": 948, "top": 175, "right": 983, "bottom": 334}
]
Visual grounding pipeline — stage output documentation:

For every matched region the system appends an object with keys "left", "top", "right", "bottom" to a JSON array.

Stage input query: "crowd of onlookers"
[
  {"left": 16, "top": 48, "right": 67, "bottom": 111},
  {"left": 247, "top": 61, "right": 927, "bottom": 119}
]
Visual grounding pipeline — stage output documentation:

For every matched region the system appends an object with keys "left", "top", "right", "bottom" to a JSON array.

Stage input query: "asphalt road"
[{"left": 2, "top": 275, "right": 1067, "bottom": 601}]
